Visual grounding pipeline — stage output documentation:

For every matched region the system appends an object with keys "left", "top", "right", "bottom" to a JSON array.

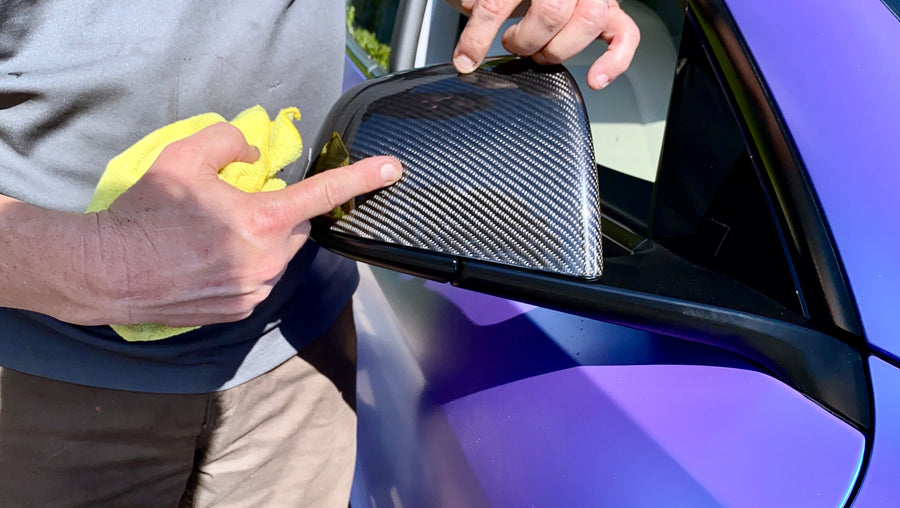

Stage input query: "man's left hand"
[{"left": 451, "top": 0, "right": 640, "bottom": 90}]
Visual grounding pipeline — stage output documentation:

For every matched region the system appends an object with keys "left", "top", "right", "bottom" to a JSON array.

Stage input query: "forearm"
[{"left": 0, "top": 194, "right": 114, "bottom": 324}]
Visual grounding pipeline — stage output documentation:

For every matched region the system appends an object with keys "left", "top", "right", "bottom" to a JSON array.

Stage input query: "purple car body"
[{"left": 340, "top": 0, "right": 900, "bottom": 506}]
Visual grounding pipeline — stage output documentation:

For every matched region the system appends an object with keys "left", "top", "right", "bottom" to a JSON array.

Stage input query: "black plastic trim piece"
[
  {"left": 596, "top": 164, "right": 653, "bottom": 235},
  {"left": 843, "top": 352, "right": 876, "bottom": 508},
  {"left": 871, "top": 345, "right": 900, "bottom": 373},
  {"left": 454, "top": 257, "right": 870, "bottom": 431},
  {"left": 345, "top": 32, "right": 387, "bottom": 79},
  {"left": 312, "top": 228, "right": 457, "bottom": 283},
  {"left": 316, "top": 215, "right": 871, "bottom": 431},
  {"left": 688, "top": 0, "right": 862, "bottom": 336}
]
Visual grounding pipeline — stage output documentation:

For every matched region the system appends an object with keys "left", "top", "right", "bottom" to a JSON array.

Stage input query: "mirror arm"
[
  {"left": 315, "top": 226, "right": 870, "bottom": 431},
  {"left": 314, "top": 231, "right": 457, "bottom": 283},
  {"left": 455, "top": 260, "right": 871, "bottom": 432}
]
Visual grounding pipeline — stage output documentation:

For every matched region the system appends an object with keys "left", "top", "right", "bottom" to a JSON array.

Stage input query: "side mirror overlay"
[{"left": 308, "top": 57, "right": 602, "bottom": 279}]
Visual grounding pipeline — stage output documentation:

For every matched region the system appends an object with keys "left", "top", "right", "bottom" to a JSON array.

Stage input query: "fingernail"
[
  {"left": 454, "top": 54, "right": 477, "bottom": 74},
  {"left": 381, "top": 162, "right": 402, "bottom": 183},
  {"left": 250, "top": 145, "right": 261, "bottom": 161},
  {"left": 594, "top": 74, "right": 611, "bottom": 89}
]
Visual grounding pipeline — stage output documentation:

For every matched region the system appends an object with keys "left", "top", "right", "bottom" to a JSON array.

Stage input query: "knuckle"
[
  {"left": 242, "top": 192, "right": 298, "bottom": 235},
  {"left": 208, "top": 122, "right": 245, "bottom": 145},
  {"left": 478, "top": 0, "right": 510, "bottom": 17},
  {"left": 627, "top": 25, "right": 642, "bottom": 45},
  {"left": 319, "top": 177, "right": 344, "bottom": 212},
  {"left": 226, "top": 307, "right": 255, "bottom": 323},
  {"left": 162, "top": 140, "right": 204, "bottom": 166},
  {"left": 255, "top": 284, "right": 275, "bottom": 303},
  {"left": 226, "top": 293, "right": 262, "bottom": 320},
  {"left": 535, "top": 0, "right": 570, "bottom": 27},
  {"left": 232, "top": 286, "right": 274, "bottom": 318},
  {"left": 213, "top": 123, "right": 248, "bottom": 155},
  {"left": 465, "top": 36, "right": 494, "bottom": 55},
  {"left": 249, "top": 200, "right": 290, "bottom": 235},
  {"left": 257, "top": 257, "right": 286, "bottom": 283},
  {"left": 195, "top": 122, "right": 246, "bottom": 159},
  {"left": 575, "top": 3, "right": 606, "bottom": 30},
  {"left": 249, "top": 211, "right": 279, "bottom": 237}
]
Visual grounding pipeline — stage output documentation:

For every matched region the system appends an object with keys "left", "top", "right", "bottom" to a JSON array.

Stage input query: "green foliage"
[{"left": 346, "top": 5, "right": 392, "bottom": 70}]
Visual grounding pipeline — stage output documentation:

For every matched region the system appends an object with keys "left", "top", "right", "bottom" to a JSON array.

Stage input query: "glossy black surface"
[{"left": 310, "top": 58, "right": 603, "bottom": 278}]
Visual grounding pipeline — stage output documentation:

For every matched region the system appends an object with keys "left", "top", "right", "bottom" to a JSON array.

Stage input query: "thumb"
[
  {"left": 152, "top": 122, "right": 261, "bottom": 179},
  {"left": 258, "top": 156, "right": 403, "bottom": 226}
]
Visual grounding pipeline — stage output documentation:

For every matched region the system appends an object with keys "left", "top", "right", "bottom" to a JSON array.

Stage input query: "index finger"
[
  {"left": 453, "top": 0, "right": 523, "bottom": 73},
  {"left": 586, "top": 3, "right": 640, "bottom": 89},
  {"left": 261, "top": 156, "right": 403, "bottom": 226}
]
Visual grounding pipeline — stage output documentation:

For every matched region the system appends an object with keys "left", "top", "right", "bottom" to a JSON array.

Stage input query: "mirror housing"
[
  {"left": 306, "top": 58, "right": 870, "bottom": 432},
  {"left": 308, "top": 57, "right": 602, "bottom": 280}
]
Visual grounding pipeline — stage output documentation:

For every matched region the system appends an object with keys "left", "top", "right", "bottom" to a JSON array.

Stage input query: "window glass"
[
  {"left": 649, "top": 20, "right": 803, "bottom": 314},
  {"left": 569, "top": 0, "right": 680, "bottom": 184},
  {"left": 347, "top": 0, "right": 401, "bottom": 69}
]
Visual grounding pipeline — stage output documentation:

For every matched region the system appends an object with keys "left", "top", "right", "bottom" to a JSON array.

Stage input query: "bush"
[{"left": 347, "top": 5, "right": 392, "bottom": 70}]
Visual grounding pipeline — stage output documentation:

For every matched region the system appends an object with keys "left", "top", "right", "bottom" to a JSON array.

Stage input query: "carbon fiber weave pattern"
[{"left": 318, "top": 58, "right": 602, "bottom": 277}]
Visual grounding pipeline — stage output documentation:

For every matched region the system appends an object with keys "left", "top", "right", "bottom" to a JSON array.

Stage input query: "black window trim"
[{"left": 687, "top": 0, "right": 862, "bottom": 338}]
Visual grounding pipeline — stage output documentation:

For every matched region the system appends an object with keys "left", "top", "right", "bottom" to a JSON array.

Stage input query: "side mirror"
[
  {"left": 307, "top": 57, "right": 602, "bottom": 280},
  {"left": 306, "top": 58, "right": 869, "bottom": 432}
]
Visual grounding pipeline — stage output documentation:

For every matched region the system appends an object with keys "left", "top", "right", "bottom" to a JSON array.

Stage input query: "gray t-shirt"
[{"left": 0, "top": 0, "right": 358, "bottom": 392}]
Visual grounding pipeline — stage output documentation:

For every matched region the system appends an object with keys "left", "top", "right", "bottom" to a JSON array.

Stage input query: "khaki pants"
[{"left": 0, "top": 305, "right": 357, "bottom": 508}]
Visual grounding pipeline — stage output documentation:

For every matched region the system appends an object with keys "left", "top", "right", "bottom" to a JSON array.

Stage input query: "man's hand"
[
  {"left": 450, "top": 0, "right": 640, "bottom": 90},
  {"left": 87, "top": 123, "right": 401, "bottom": 327}
]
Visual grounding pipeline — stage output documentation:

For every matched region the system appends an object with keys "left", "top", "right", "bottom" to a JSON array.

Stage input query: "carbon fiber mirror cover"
[{"left": 309, "top": 58, "right": 602, "bottom": 278}]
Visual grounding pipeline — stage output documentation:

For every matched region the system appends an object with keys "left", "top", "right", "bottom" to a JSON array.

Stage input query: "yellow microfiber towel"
[{"left": 86, "top": 105, "right": 303, "bottom": 342}]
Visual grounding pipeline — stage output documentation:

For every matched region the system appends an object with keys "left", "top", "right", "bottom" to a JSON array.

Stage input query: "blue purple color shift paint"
[
  {"left": 353, "top": 274, "right": 865, "bottom": 506},
  {"left": 724, "top": 0, "right": 900, "bottom": 359},
  {"left": 444, "top": 364, "right": 863, "bottom": 507},
  {"left": 853, "top": 358, "right": 900, "bottom": 506}
]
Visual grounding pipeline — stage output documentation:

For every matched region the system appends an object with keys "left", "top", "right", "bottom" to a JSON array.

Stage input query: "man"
[{"left": 0, "top": 0, "right": 637, "bottom": 505}]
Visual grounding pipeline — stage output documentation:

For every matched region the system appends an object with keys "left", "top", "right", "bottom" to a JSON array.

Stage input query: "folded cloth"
[{"left": 86, "top": 105, "right": 303, "bottom": 342}]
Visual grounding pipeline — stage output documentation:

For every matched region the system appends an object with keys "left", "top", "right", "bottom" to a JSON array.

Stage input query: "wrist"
[
  {"left": 37, "top": 210, "right": 126, "bottom": 325},
  {"left": 79, "top": 210, "right": 133, "bottom": 325},
  {"left": 0, "top": 196, "right": 125, "bottom": 324}
]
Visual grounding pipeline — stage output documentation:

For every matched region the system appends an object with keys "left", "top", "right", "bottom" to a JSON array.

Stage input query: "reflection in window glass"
[{"left": 347, "top": 0, "right": 401, "bottom": 69}]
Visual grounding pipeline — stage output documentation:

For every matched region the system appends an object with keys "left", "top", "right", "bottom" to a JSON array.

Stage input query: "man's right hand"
[{"left": 85, "top": 123, "right": 401, "bottom": 327}]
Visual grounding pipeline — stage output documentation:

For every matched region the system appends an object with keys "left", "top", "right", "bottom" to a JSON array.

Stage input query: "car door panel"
[
  {"left": 352, "top": 264, "right": 864, "bottom": 507},
  {"left": 850, "top": 358, "right": 900, "bottom": 507}
]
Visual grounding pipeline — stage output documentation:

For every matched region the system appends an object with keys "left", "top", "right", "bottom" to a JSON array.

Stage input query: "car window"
[
  {"left": 347, "top": 0, "right": 400, "bottom": 70},
  {"left": 595, "top": 8, "right": 803, "bottom": 316},
  {"left": 646, "top": 17, "right": 804, "bottom": 315}
]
